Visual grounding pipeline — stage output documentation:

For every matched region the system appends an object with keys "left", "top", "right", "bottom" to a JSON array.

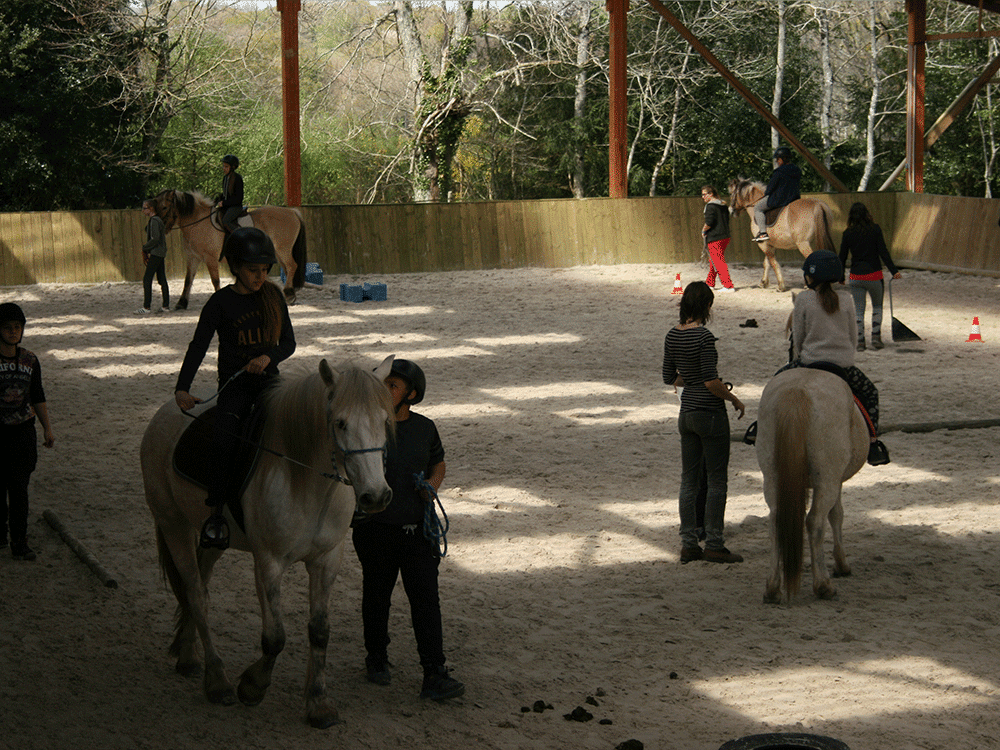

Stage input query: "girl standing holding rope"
[
  {"left": 351, "top": 358, "right": 465, "bottom": 702},
  {"left": 174, "top": 228, "right": 295, "bottom": 549}
]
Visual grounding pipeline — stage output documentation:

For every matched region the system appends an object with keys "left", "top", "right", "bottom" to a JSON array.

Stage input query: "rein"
[
  {"left": 159, "top": 191, "right": 223, "bottom": 232},
  {"left": 179, "top": 374, "right": 387, "bottom": 486}
]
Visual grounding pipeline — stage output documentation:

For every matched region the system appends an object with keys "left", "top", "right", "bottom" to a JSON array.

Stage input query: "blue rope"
[{"left": 415, "top": 472, "right": 448, "bottom": 558}]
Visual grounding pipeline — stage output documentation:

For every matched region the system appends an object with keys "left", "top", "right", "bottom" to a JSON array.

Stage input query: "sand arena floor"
[{"left": 1, "top": 262, "right": 998, "bottom": 750}]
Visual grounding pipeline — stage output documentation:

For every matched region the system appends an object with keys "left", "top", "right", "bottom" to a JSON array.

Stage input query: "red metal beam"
[
  {"left": 277, "top": 0, "right": 302, "bottom": 207},
  {"left": 907, "top": 0, "right": 927, "bottom": 193},
  {"left": 607, "top": 0, "right": 628, "bottom": 198}
]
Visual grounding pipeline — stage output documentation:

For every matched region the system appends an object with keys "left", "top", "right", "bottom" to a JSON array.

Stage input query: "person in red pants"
[{"left": 701, "top": 185, "right": 735, "bottom": 292}]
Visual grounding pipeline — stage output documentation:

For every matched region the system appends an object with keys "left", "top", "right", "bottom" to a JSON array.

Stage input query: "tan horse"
[
  {"left": 141, "top": 357, "right": 396, "bottom": 727},
  {"left": 756, "top": 367, "right": 867, "bottom": 603},
  {"left": 728, "top": 179, "right": 835, "bottom": 292},
  {"left": 152, "top": 190, "right": 306, "bottom": 309}
]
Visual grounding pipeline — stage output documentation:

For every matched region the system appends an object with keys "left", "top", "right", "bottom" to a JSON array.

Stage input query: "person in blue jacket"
[{"left": 753, "top": 146, "right": 802, "bottom": 242}]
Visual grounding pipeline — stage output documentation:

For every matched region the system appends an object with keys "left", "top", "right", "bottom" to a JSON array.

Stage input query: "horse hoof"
[
  {"left": 237, "top": 677, "right": 268, "bottom": 707},
  {"left": 762, "top": 590, "right": 781, "bottom": 605},
  {"left": 308, "top": 709, "right": 342, "bottom": 729},
  {"left": 175, "top": 300, "right": 188, "bottom": 310},
  {"left": 832, "top": 565, "right": 852, "bottom": 578},
  {"left": 815, "top": 583, "right": 837, "bottom": 600}
]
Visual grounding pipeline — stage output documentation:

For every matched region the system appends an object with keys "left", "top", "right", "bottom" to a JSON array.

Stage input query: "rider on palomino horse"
[
  {"left": 216, "top": 154, "right": 244, "bottom": 235},
  {"left": 753, "top": 146, "right": 802, "bottom": 243}
]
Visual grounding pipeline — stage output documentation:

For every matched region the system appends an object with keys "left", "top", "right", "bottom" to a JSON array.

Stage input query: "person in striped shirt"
[{"left": 662, "top": 282, "right": 746, "bottom": 565}]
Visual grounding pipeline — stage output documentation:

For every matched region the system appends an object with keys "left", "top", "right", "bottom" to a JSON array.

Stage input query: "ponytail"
[
  {"left": 258, "top": 280, "right": 285, "bottom": 345},
  {"left": 816, "top": 281, "right": 840, "bottom": 315}
]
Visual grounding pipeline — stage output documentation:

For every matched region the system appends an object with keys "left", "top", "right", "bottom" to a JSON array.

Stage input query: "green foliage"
[{"left": 0, "top": 0, "right": 144, "bottom": 210}]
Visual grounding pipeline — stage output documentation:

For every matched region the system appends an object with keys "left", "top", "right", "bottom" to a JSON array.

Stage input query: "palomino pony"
[
  {"left": 152, "top": 189, "right": 306, "bottom": 309},
  {"left": 728, "top": 179, "right": 835, "bottom": 292},
  {"left": 140, "top": 356, "right": 395, "bottom": 728},
  {"left": 755, "top": 367, "right": 868, "bottom": 603}
]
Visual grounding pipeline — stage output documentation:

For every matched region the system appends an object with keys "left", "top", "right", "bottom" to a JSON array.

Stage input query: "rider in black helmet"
[
  {"left": 752, "top": 145, "right": 802, "bottom": 243},
  {"left": 745, "top": 252, "right": 889, "bottom": 466},
  {"left": 217, "top": 154, "right": 244, "bottom": 235},
  {"left": 175, "top": 227, "right": 296, "bottom": 549}
]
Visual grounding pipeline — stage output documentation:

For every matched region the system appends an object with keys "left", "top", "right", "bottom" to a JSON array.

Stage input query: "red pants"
[{"left": 705, "top": 238, "right": 733, "bottom": 289}]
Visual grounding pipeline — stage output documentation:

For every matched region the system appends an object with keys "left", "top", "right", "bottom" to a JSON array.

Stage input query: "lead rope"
[{"left": 416, "top": 472, "right": 449, "bottom": 558}]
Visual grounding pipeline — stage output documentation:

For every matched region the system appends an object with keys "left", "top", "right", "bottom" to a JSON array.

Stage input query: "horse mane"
[
  {"left": 262, "top": 362, "right": 395, "bottom": 467},
  {"left": 174, "top": 190, "right": 212, "bottom": 218},
  {"left": 728, "top": 178, "right": 765, "bottom": 211}
]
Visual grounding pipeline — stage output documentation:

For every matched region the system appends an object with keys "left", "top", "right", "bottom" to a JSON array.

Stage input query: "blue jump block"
[
  {"left": 339, "top": 284, "right": 364, "bottom": 303},
  {"left": 362, "top": 282, "right": 387, "bottom": 302},
  {"left": 281, "top": 262, "right": 323, "bottom": 285}
]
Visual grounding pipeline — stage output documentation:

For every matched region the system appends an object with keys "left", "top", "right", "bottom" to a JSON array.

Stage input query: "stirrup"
[
  {"left": 743, "top": 421, "right": 758, "bottom": 445},
  {"left": 200, "top": 514, "right": 230, "bottom": 549},
  {"left": 867, "top": 440, "right": 890, "bottom": 466}
]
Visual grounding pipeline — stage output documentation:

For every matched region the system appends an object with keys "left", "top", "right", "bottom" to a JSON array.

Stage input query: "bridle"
[
  {"left": 329, "top": 439, "right": 387, "bottom": 487},
  {"left": 727, "top": 180, "right": 759, "bottom": 216},
  {"left": 155, "top": 190, "right": 221, "bottom": 232}
]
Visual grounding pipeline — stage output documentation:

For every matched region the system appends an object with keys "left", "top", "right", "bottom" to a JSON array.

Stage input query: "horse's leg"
[
  {"left": 160, "top": 526, "right": 236, "bottom": 704},
  {"left": 806, "top": 484, "right": 837, "bottom": 599},
  {"left": 767, "top": 249, "right": 787, "bottom": 292},
  {"left": 302, "top": 547, "right": 345, "bottom": 728},
  {"left": 759, "top": 251, "right": 771, "bottom": 289},
  {"left": 175, "top": 255, "right": 198, "bottom": 310},
  {"left": 238, "top": 555, "right": 287, "bottom": 708},
  {"left": 828, "top": 496, "right": 851, "bottom": 578}
]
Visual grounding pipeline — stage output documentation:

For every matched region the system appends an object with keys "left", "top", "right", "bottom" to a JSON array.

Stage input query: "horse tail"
[
  {"left": 292, "top": 213, "right": 307, "bottom": 289},
  {"left": 816, "top": 202, "right": 835, "bottom": 252},
  {"left": 775, "top": 393, "right": 810, "bottom": 597},
  {"left": 156, "top": 525, "right": 191, "bottom": 658}
]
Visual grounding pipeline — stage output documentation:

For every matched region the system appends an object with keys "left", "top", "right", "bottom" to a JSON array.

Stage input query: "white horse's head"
[{"left": 319, "top": 356, "right": 395, "bottom": 514}]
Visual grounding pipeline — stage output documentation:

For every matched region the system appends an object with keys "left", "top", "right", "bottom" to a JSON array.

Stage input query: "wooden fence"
[{"left": 2, "top": 191, "right": 999, "bottom": 286}]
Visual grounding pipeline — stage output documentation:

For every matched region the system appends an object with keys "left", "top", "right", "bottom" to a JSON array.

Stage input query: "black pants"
[
  {"left": 352, "top": 522, "right": 445, "bottom": 672},
  {"left": 143, "top": 255, "right": 169, "bottom": 310},
  {"left": 0, "top": 420, "right": 37, "bottom": 546},
  {"left": 221, "top": 206, "right": 241, "bottom": 234},
  {"left": 210, "top": 373, "right": 271, "bottom": 507}
]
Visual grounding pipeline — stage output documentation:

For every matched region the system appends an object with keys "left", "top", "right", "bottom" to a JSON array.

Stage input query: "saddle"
[
  {"left": 763, "top": 204, "right": 785, "bottom": 227},
  {"left": 173, "top": 403, "right": 269, "bottom": 532}
]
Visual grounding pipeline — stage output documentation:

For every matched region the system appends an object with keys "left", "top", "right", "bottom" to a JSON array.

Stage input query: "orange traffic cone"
[
  {"left": 671, "top": 273, "right": 683, "bottom": 295},
  {"left": 966, "top": 316, "right": 984, "bottom": 342}
]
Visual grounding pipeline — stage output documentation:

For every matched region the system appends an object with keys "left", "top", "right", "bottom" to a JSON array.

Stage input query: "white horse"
[
  {"left": 140, "top": 356, "right": 395, "bottom": 727},
  {"left": 756, "top": 367, "right": 867, "bottom": 603}
]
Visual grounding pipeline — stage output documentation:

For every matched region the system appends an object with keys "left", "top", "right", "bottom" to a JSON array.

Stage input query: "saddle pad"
[
  {"left": 173, "top": 405, "right": 268, "bottom": 532},
  {"left": 764, "top": 205, "right": 783, "bottom": 227}
]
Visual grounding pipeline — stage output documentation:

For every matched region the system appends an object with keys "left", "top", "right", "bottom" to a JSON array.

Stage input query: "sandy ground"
[{"left": 1, "top": 261, "right": 998, "bottom": 750}]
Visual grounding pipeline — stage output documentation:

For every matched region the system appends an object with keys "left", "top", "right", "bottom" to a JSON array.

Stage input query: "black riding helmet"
[
  {"left": 389, "top": 358, "right": 426, "bottom": 405},
  {"left": 773, "top": 146, "right": 794, "bottom": 161},
  {"left": 222, "top": 154, "right": 240, "bottom": 169},
  {"left": 0, "top": 302, "right": 26, "bottom": 325},
  {"left": 802, "top": 250, "right": 844, "bottom": 287},
  {"left": 223, "top": 227, "right": 277, "bottom": 271}
]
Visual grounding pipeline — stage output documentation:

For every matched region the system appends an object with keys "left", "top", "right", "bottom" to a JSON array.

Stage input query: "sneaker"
[
  {"left": 743, "top": 421, "right": 758, "bottom": 445},
  {"left": 199, "top": 514, "right": 230, "bottom": 550},
  {"left": 365, "top": 656, "right": 391, "bottom": 686},
  {"left": 753, "top": 232, "right": 769, "bottom": 242},
  {"left": 134, "top": 307, "right": 152, "bottom": 315},
  {"left": 157, "top": 306, "right": 170, "bottom": 313},
  {"left": 857, "top": 339, "right": 866, "bottom": 352},
  {"left": 680, "top": 546, "right": 703, "bottom": 564},
  {"left": 871, "top": 336, "right": 884, "bottom": 350},
  {"left": 867, "top": 440, "right": 890, "bottom": 466},
  {"left": 11, "top": 543, "right": 37, "bottom": 561},
  {"left": 720, "top": 286, "right": 736, "bottom": 293},
  {"left": 420, "top": 667, "right": 465, "bottom": 701},
  {"left": 704, "top": 547, "right": 743, "bottom": 564}
]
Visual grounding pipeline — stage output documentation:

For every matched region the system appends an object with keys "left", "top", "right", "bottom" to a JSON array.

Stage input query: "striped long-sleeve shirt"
[{"left": 662, "top": 326, "right": 725, "bottom": 413}]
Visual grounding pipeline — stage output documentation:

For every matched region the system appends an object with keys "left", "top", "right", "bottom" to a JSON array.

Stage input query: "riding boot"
[
  {"left": 871, "top": 332, "right": 884, "bottom": 350},
  {"left": 856, "top": 335, "right": 866, "bottom": 352},
  {"left": 200, "top": 504, "right": 230, "bottom": 550}
]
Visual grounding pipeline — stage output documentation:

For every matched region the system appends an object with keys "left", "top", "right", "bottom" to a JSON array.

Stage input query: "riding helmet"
[
  {"left": 773, "top": 146, "right": 794, "bottom": 162},
  {"left": 802, "top": 251, "right": 844, "bottom": 286},
  {"left": 222, "top": 154, "right": 240, "bottom": 169},
  {"left": 0, "top": 302, "right": 26, "bottom": 325},
  {"left": 389, "top": 358, "right": 426, "bottom": 405},
  {"left": 223, "top": 227, "right": 277, "bottom": 269}
]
